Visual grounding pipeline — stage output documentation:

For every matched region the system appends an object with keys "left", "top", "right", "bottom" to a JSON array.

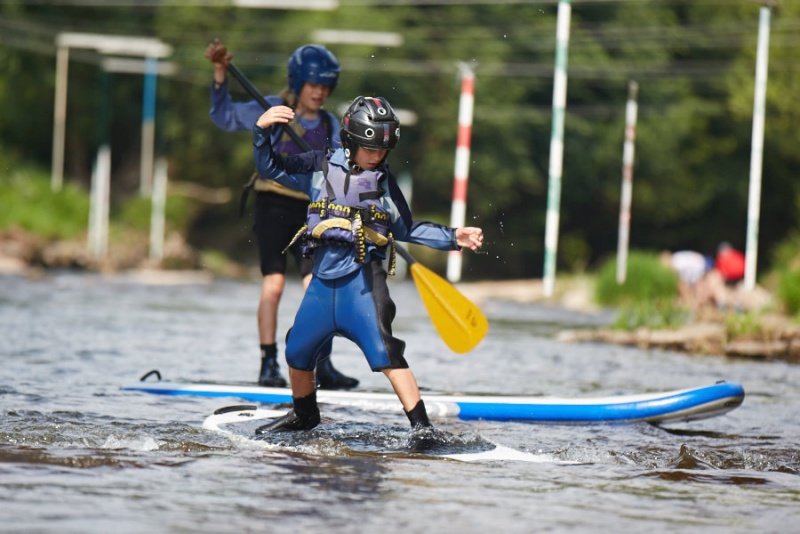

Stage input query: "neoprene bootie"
[
  {"left": 405, "top": 399, "right": 432, "bottom": 429},
  {"left": 405, "top": 400, "right": 450, "bottom": 452},
  {"left": 256, "top": 392, "right": 321, "bottom": 433},
  {"left": 316, "top": 354, "right": 359, "bottom": 390},
  {"left": 258, "top": 344, "right": 287, "bottom": 387}
]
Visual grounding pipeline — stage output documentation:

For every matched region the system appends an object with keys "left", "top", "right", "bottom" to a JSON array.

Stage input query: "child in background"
[{"left": 205, "top": 39, "right": 357, "bottom": 390}]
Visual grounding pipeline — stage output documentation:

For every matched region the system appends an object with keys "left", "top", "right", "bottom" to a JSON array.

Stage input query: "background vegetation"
[{"left": 1, "top": 0, "right": 799, "bottom": 284}]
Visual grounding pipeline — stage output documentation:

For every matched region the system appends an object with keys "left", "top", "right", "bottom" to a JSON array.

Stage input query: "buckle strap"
[{"left": 282, "top": 224, "right": 308, "bottom": 255}]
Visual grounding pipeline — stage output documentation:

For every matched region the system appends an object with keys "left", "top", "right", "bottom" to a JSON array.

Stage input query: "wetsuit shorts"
[
  {"left": 253, "top": 192, "right": 313, "bottom": 277},
  {"left": 285, "top": 260, "right": 408, "bottom": 372}
]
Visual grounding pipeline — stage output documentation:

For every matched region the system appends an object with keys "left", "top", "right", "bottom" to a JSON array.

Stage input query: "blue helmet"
[{"left": 287, "top": 44, "right": 340, "bottom": 96}]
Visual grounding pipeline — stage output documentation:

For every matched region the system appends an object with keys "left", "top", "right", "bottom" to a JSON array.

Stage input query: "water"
[{"left": 1, "top": 272, "right": 798, "bottom": 533}]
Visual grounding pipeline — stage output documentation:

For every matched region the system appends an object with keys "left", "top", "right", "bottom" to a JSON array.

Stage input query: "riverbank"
[
  {"left": 3, "top": 227, "right": 798, "bottom": 364},
  {"left": 457, "top": 277, "right": 800, "bottom": 364}
]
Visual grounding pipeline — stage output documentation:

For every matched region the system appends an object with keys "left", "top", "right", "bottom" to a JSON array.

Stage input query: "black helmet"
[
  {"left": 287, "top": 44, "right": 340, "bottom": 96},
  {"left": 340, "top": 96, "right": 400, "bottom": 157}
]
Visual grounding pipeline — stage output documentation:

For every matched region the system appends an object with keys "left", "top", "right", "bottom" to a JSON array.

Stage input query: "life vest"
[
  {"left": 273, "top": 111, "right": 332, "bottom": 157},
  {"left": 241, "top": 109, "right": 334, "bottom": 214},
  {"left": 284, "top": 162, "right": 397, "bottom": 274}
]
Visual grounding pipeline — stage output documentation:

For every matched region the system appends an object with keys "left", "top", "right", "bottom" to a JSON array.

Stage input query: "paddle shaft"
[{"left": 227, "top": 62, "right": 313, "bottom": 152}]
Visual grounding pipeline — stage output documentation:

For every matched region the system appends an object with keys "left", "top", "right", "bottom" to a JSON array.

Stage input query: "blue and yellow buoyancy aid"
[{"left": 285, "top": 163, "right": 397, "bottom": 274}]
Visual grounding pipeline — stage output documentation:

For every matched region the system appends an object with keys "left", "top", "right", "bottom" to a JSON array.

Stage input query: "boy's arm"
[
  {"left": 253, "top": 123, "right": 324, "bottom": 195},
  {"left": 387, "top": 171, "right": 483, "bottom": 252},
  {"left": 385, "top": 172, "right": 458, "bottom": 250}
]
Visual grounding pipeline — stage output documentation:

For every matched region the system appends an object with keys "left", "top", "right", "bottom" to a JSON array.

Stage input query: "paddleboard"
[
  {"left": 125, "top": 371, "right": 745, "bottom": 424},
  {"left": 202, "top": 404, "right": 573, "bottom": 463}
]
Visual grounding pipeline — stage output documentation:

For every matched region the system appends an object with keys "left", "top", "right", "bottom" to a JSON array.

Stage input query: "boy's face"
[
  {"left": 353, "top": 147, "right": 388, "bottom": 170},
  {"left": 298, "top": 83, "right": 331, "bottom": 112}
]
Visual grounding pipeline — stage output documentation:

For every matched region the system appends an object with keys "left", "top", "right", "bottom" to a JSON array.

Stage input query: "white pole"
[
  {"left": 447, "top": 63, "right": 476, "bottom": 283},
  {"left": 149, "top": 157, "right": 168, "bottom": 261},
  {"left": 616, "top": 80, "right": 639, "bottom": 285},
  {"left": 51, "top": 45, "right": 69, "bottom": 191},
  {"left": 542, "top": 0, "right": 572, "bottom": 298},
  {"left": 88, "top": 145, "right": 111, "bottom": 259},
  {"left": 744, "top": 5, "right": 772, "bottom": 291}
]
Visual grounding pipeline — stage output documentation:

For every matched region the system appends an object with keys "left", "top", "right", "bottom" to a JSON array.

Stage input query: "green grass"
[
  {"left": 594, "top": 251, "right": 687, "bottom": 330},
  {"left": 0, "top": 161, "right": 89, "bottom": 239},
  {"left": 1, "top": 152, "right": 198, "bottom": 246},
  {"left": 724, "top": 312, "right": 765, "bottom": 341},
  {"left": 613, "top": 300, "right": 691, "bottom": 330},
  {"left": 770, "top": 232, "right": 800, "bottom": 316},
  {"left": 117, "top": 194, "right": 194, "bottom": 232},
  {"left": 595, "top": 251, "right": 679, "bottom": 306}
]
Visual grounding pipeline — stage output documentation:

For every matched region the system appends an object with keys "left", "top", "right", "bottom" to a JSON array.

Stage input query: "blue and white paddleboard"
[
  {"left": 125, "top": 372, "right": 744, "bottom": 424},
  {"left": 202, "top": 404, "right": 574, "bottom": 463}
]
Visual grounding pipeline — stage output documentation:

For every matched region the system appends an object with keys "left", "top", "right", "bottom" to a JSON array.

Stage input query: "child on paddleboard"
[{"left": 252, "top": 95, "right": 484, "bottom": 436}]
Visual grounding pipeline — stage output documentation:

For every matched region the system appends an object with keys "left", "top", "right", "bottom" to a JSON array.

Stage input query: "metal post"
[
  {"left": 542, "top": 0, "right": 572, "bottom": 298},
  {"left": 447, "top": 63, "right": 475, "bottom": 283},
  {"left": 744, "top": 5, "right": 772, "bottom": 291},
  {"left": 616, "top": 80, "right": 639, "bottom": 285}
]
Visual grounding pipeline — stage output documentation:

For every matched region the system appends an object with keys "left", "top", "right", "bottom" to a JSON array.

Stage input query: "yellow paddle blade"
[{"left": 409, "top": 262, "right": 489, "bottom": 353}]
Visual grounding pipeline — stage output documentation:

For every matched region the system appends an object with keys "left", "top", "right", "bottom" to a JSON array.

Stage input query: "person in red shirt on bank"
[{"left": 715, "top": 242, "right": 745, "bottom": 286}]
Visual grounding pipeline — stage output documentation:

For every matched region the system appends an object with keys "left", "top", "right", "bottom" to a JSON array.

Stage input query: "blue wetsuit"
[{"left": 253, "top": 126, "right": 460, "bottom": 371}]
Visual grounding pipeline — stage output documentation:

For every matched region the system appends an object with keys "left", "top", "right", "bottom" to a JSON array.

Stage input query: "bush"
[
  {"left": 0, "top": 159, "right": 89, "bottom": 239},
  {"left": 117, "top": 193, "right": 195, "bottom": 233},
  {"left": 595, "top": 251, "right": 679, "bottom": 306},
  {"left": 770, "top": 232, "right": 800, "bottom": 316}
]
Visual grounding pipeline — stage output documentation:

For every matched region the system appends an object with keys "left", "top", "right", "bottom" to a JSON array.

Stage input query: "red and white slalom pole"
[
  {"left": 447, "top": 63, "right": 475, "bottom": 282},
  {"left": 616, "top": 80, "right": 639, "bottom": 285}
]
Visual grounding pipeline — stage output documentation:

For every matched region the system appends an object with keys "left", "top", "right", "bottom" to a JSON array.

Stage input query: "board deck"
[
  {"left": 125, "top": 372, "right": 745, "bottom": 424},
  {"left": 202, "top": 404, "right": 575, "bottom": 463}
]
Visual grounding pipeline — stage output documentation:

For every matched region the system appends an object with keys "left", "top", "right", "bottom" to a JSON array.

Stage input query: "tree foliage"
[{"left": 0, "top": 1, "right": 798, "bottom": 279}]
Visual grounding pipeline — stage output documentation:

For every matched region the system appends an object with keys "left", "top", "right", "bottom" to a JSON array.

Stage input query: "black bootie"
[
  {"left": 316, "top": 354, "right": 359, "bottom": 390},
  {"left": 258, "top": 344, "right": 287, "bottom": 387},
  {"left": 256, "top": 392, "right": 321, "bottom": 433},
  {"left": 406, "top": 400, "right": 448, "bottom": 452},
  {"left": 405, "top": 399, "right": 432, "bottom": 430}
]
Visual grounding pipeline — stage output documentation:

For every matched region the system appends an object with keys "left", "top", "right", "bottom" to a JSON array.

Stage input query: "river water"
[{"left": 1, "top": 272, "right": 798, "bottom": 533}]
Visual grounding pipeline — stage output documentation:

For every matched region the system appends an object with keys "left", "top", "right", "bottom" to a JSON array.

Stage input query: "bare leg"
[
  {"left": 289, "top": 368, "right": 316, "bottom": 398},
  {"left": 383, "top": 368, "right": 422, "bottom": 412},
  {"left": 257, "top": 274, "right": 287, "bottom": 386},
  {"left": 258, "top": 273, "right": 286, "bottom": 344},
  {"left": 301, "top": 273, "right": 312, "bottom": 291}
]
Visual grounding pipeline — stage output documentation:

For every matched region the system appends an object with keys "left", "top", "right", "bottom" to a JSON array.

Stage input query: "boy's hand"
[
  {"left": 456, "top": 227, "right": 484, "bottom": 251},
  {"left": 256, "top": 106, "right": 296, "bottom": 129}
]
